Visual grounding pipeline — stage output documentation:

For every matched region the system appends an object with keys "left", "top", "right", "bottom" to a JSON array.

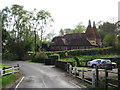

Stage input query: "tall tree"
[
  {"left": 71, "top": 23, "right": 86, "bottom": 33},
  {"left": 59, "top": 29, "right": 65, "bottom": 36},
  {"left": 31, "top": 9, "right": 53, "bottom": 51},
  {"left": 98, "top": 22, "right": 116, "bottom": 48},
  {"left": 2, "top": 4, "right": 54, "bottom": 59},
  {"left": 2, "top": 5, "right": 34, "bottom": 59}
]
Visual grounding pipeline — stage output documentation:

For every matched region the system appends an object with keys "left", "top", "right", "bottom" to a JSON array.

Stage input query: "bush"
[
  {"left": 42, "top": 52, "right": 54, "bottom": 56},
  {"left": 32, "top": 53, "right": 48, "bottom": 63},
  {"left": 48, "top": 54, "right": 60, "bottom": 65},
  {"left": 54, "top": 47, "right": 113, "bottom": 58}
]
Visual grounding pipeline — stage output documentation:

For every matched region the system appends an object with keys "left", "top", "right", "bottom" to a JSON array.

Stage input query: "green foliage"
[
  {"left": 32, "top": 53, "right": 48, "bottom": 63},
  {"left": 42, "top": 47, "right": 113, "bottom": 59},
  {"left": 42, "top": 51, "right": 54, "bottom": 56},
  {"left": 103, "top": 33, "right": 115, "bottom": 47},
  {"left": 48, "top": 54, "right": 60, "bottom": 60},
  {"left": 71, "top": 23, "right": 86, "bottom": 33},
  {"left": 98, "top": 22, "right": 116, "bottom": 48},
  {"left": 59, "top": 28, "right": 72, "bottom": 36},
  {"left": 2, "top": 4, "right": 53, "bottom": 60},
  {"left": 55, "top": 47, "right": 113, "bottom": 58},
  {"left": 48, "top": 54, "right": 60, "bottom": 64}
]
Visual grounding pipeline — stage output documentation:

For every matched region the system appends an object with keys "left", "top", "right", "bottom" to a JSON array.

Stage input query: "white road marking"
[
  {"left": 42, "top": 79, "right": 48, "bottom": 88},
  {"left": 70, "top": 81, "right": 81, "bottom": 88},
  {"left": 15, "top": 76, "right": 24, "bottom": 90}
]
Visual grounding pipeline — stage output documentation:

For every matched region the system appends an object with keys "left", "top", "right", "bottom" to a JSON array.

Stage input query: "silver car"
[{"left": 88, "top": 59, "right": 116, "bottom": 69}]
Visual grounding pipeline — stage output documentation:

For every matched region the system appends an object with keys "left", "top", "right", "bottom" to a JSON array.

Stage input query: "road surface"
[{"left": 2, "top": 60, "right": 86, "bottom": 89}]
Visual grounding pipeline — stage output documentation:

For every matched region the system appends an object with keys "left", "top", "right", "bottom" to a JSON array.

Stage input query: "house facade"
[{"left": 50, "top": 20, "right": 101, "bottom": 51}]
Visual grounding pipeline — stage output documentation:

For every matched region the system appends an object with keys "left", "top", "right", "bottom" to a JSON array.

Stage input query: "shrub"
[
  {"left": 48, "top": 54, "right": 60, "bottom": 65},
  {"left": 32, "top": 53, "right": 48, "bottom": 63},
  {"left": 55, "top": 47, "right": 113, "bottom": 58},
  {"left": 43, "top": 52, "right": 54, "bottom": 56}
]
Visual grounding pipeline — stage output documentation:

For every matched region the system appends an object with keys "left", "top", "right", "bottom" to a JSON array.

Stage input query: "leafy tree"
[
  {"left": 102, "top": 33, "right": 115, "bottom": 46},
  {"left": 98, "top": 21, "right": 118, "bottom": 51},
  {"left": 99, "top": 22, "right": 116, "bottom": 41},
  {"left": 2, "top": 4, "right": 53, "bottom": 59},
  {"left": 31, "top": 9, "right": 53, "bottom": 51},
  {"left": 46, "top": 32, "right": 55, "bottom": 41},
  {"left": 71, "top": 23, "right": 86, "bottom": 33},
  {"left": 59, "top": 28, "right": 71, "bottom": 36},
  {"left": 59, "top": 29, "right": 64, "bottom": 36},
  {"left": 2, "top": 5, "right": 34, "bottom": 59}
]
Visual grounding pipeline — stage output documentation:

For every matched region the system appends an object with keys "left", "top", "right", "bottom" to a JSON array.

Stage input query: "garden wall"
[{"left": 55, "top": 60, "right": 73, "bottom": 71}]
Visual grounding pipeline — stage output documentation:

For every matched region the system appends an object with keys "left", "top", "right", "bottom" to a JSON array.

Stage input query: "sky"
[{"left": 0, "top": 0, "right": 120, "bottom": 35}]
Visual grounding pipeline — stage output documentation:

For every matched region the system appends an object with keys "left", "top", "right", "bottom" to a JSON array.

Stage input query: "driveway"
[{"left": 2, "top": 60, "right": 86, "bottom": 88}]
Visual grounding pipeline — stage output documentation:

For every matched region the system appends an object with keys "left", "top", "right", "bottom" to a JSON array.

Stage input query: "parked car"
[{"left": 88, "top": 59, "right": 117, "bottom": 69}]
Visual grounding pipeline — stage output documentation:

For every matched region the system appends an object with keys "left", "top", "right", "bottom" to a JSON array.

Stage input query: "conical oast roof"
[
  {"left": 93, "top": 21, "right": 100, "bottom": 39},
  {"left": 85, "top": 20, "right": 96, "bottom": 38}
]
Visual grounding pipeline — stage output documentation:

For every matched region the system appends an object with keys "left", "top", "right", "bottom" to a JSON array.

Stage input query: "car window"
[
  {"left": 96, "top": 60, "right": 101, "bottom": 63},
  {"left": 102, "top": 61, "right": 106, "bottom": 64},
  {"left": 106, "top": 60, "right": 111, "bottom": 62}
]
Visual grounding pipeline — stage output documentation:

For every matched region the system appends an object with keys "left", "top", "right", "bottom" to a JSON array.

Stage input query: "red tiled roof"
[{"left": 52, "top": 37, "right": 92, "bottom": 46}]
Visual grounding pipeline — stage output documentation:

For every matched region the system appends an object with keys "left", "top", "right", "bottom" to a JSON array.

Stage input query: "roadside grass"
[{"left": 2, "top": 74, "right": 16, "bottom": 87}]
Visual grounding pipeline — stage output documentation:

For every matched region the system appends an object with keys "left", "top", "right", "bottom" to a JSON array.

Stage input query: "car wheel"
[{"left": 92, "top": 64, "right": 96, "bottom": 68}]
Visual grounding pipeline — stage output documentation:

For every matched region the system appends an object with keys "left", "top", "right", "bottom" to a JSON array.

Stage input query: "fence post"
[
  {"left": 0, "top": 69, "right": 2, "bottom": 76},
  {"left": 82, "top": 67, "right": 84, "bottom": 81},
  {"left": 69, "top": 64, "right": 72, "bottom": 74},
  {"left": 3, "top": 67, "right": 5, "bottom": 75},
  {"left": 74, "top": 66, "right": 77, "bottom": 77},
  {"left": 92, "top": 69, "right": 95, "bottom": 87},
  {"left": 66, "top": 62, "right": 68, "bottom": 72},
  {"left": 118, "top": 67, "right": 120, "bottom": 90},
  {"left": 17, "top": 64, "right": 20, "bottom": 71},
  {"left": 105, "top": 67, "right": 108, "bottom": 90},
  {"left": 85, "top": 61, "right": 88, "bottom": 66},
  {"left": 67, "top": 63, "right": 70, "bottom": 72},
  {"left": 12, "top": 67, "right": 14, "bottom": 74},
  {"left": 96, "top": 66, "right": 99, "bottom": 87}
]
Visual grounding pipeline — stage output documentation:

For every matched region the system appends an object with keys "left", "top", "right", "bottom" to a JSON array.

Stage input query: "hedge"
[
  {"left": 43, "top": 47, "right": 113, "bottom": 58},
  {"left": 48, "top": 54, "right": 60, "bottom": 65}
]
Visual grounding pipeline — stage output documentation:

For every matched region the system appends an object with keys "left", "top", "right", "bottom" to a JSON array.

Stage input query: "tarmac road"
[{"left": 2, "top": 60, "right": 86, "bottom": 89}]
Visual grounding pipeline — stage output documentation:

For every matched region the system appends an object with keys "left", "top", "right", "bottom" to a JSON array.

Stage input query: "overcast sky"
[{"left": 0, "top": 0, "right": 120, "bottom": 35}]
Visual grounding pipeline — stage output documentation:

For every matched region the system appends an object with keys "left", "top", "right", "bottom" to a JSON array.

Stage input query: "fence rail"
[
  {"left": 0, "top": 64, "right": 20, "bottom": 76},
  {"left": 66, "top": 63, "right": 120, "bottom": 90}
]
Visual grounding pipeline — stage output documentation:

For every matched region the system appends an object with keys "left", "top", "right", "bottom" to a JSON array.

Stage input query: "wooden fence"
[
  {"left": 0, "top": 64, "right": 20, "bottom": 76},
  {"left": 66, "top": 63, "right": 120, "bottom": 90}
]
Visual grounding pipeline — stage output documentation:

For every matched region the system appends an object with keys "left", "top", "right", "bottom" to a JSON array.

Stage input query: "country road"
[{"left": 2, "top": 60, "right": 87, "bottom": 89}]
